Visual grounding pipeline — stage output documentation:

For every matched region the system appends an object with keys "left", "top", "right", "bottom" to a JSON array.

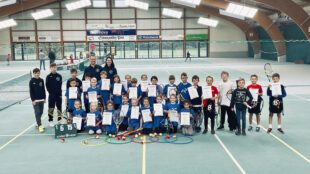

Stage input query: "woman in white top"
[{"left": 39, "top": 49, "right": 46, "bottom": 70}]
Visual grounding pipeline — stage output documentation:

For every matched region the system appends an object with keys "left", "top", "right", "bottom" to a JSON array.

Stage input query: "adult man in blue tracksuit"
[
  {"left": 46, "top": 63, "right": 62, "bottom": 127},
  {"left": 83, "top": 55, "right": 102, "bottom": 81}
]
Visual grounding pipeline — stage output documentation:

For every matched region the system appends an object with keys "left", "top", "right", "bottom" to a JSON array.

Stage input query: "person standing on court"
[
  {"left": 185, "top": 51, "right": 191, "bottom": 62},
  {"left": 83, "top": 55, "right": 102, "bottom": 81},
  {"left": 6, "top": 53, "right": 11, "bottom": 66},
  {"left": 39, "top": 49, "right": 46, "bottom": 70},
  {"left": 46, "top": 63, "right": 62, "bottom": 127},
  {"left": 102, "top": 56, "right": 117, "bottom": 83},
  {"left": 48, "top": 50, "right": 56, "bottom": 64}
]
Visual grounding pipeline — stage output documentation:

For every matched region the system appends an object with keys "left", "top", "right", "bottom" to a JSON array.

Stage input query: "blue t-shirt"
[
  {"left": 163, "top": 84, "right": 178, "bottom": 97},
  {"left": 72, "top": 108, "right": 87, "bottom": 129},
  {"left": 88, "top": 110, "right": 102, "bottom": 130},
  {"left": 120, "top": 104, "right": 130, "bottom": 125},
  {"left": 97, "top": 79, "right": 111, "bottom": 104},
  {"left": 87, "top": 86, "right": 101, "bottom": 104},
  {"left": 141, "top": 106, "right": 153, "bottom": 129},
  {"left": 177, "top": 82, "right": 192, "bottom": 101},
  {"left": 153, "top": 103, "right": 165, "bottom": 128},
  {"left": 166, "top": 103, "right": 180, "bottom": 126},
  {"left": 104, "top": 110, "right": 116, "bottom": 133},
  {"left": 65, "top": 87, "right": 81, "bottom": 111},
  {"left": 148, "top": 84, "right": 163, "bottom": 107},
  {"left": 127, "top": 106, "right": 140, "bottom": 128},
  {"left": 110, "top": 83, "right": 126, "bottom": 105}
]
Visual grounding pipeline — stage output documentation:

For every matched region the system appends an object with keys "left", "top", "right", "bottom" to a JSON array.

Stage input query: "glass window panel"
[
  {"left": 149, "top": 42, "right": 159, "bottom": 58},
  {"left": 173, "top": 41, "right": 184, "bottom": 58},
  {"left": 162, "top": 42, "right": 173, "bottom": 58},
  {"left": 138, "top": 42, "right": 148, "bottom": 59},
  {"left": 199, "top": 41, "right": 208, "bottom": 57},
  {"left": 186, "top": 41, "right": 199, "bottom": 58},
  {"left": 124, "top": 42, "right": 135, "bottom": 59}
]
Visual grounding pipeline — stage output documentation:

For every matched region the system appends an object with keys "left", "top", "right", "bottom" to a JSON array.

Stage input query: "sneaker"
[
  {"left": 248, "top": 126, "right": 253, "bottom": 131},
  {"left": 256, "top": 127, "right": 260, "bottom": 132},
  {"left": 267, "top": 128, "right": 272, "bottom": 133},
  {"left": 217, "top": 125, "right": 224, "bottom": 130},
  {"left": 202, "top": 129, "right": 208, "bottom": 134},
  {"left": 277, "top": 128, "right": 284, "bottom": 134},
  {"left": 38, "top": 126, "right": 45, "bottom": 133},
  {"left": 229, "top": 128, "right": 234, "bottom": 132},
  {"left": 195, "top": 127, "right": 202, "bottom": 133},
  {"left": 242, "top": 130, "right": 246, "bottom": 136},
  {"left": 211, "top": 130, "right": 215, "bottom": 134},
  {"left": 49, "top": 121, "right": 55, "bottom": 127},
  {"left": 235, "top": 129, "right": 241, "bottom": 136}
]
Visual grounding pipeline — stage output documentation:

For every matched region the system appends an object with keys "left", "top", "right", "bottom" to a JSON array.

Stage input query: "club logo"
[
  {"left": 56, "top": 77, "right": 60, "bottom": 81},
  {"left": 273, "top": 99, "right": 280, "bottom": 106},
  {"left": 109, "top": 70, "right": 113, "bottom": 74},
  {"left": 96, "top": 68, "right": 100, "bottom": 72},
  {"left": 39, "top": 82, "right": 43, "bottom": 86}
]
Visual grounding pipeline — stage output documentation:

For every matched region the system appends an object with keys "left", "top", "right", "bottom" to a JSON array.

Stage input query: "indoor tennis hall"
[{"left": 0, "top": 1, "right": 310, "bottom": 174}]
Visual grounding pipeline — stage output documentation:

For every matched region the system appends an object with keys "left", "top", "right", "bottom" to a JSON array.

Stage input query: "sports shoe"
[
  {"left": 202, "top": 129, "right": 208, "bottom": 134},
  {"left": 217, "top": 125, "right": 224, "bottom": 130},
  {"left": 242, "top": 129, "right": 246, "bottom": 136},
  {"left": 267, "top": 128, "right": 272, "bottom": 133},
  {"left": 38, "top": 126, "right": 45, "bottom": 133},
  {"left": 256, "top": 127, "right": 260, "bottom": 132},
  {"left": 49, "top": 121, "right": 55, "bottom": 127},
  {"left": 248, "top": 126, "right": 253, "bottom": 131},
  {"left": 195, "top": 127, "right": 202, "bottom": 133},
  {"left": 211, "top": 130, "right": 215, "bottom": 134},
  {"left": 277, "top": 128, "right": 284, "bottom": 134},
  {"left": 235, "top": 129, "right": 241, "bottom": 136}
]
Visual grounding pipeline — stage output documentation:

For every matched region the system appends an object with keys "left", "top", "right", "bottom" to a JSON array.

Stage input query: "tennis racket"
[
  {"left": 215, "top": 103, "right": 221, "bottom": 127},
  {"left": 48, "top": 108, "right": 68, "bottom": 124},
  {"left": 117, "top": 127, "right": 143, "bottom": 138},
  {"left": 264, "top": 63, "right": 273, "bottom": 82},
  {"left": 113, "top": 110, "right": 124, "bottom": 135}
]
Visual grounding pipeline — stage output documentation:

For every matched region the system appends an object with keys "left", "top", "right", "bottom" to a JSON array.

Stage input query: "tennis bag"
[{"left": 55, "top": 123, "right": 77, "bottom": 139}]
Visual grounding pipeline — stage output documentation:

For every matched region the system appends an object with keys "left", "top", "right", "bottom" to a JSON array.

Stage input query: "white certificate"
[
  {"left": 167, "top": 86, "right": 176, "bottom": 98},
  {"left": 148, "top": 85, "right": 157, "bottom": 97},
  {"left": 249, "top": 88, "right": 259, "bottom": 102},
  {"left": 113, "top": 83, "right": 122, "bottom": 95},
  {"left": 180, "top": 112, "right": 190, "bottom": 126},
  {"left": 188, "top": 86, "right": 199, "bottom": 99},
  {"left": 69, "top": 87, "right": 78, "bottom": 99},
  {"left": 271, "top": 83, "right": 282, "bottom": 96},
  {"left": 86, "top": 113, "right": 96, "bottom": 127},
  {"left": 129, "top": 87, "right": 138, "bottom": 99},
  {"left": 142, "top": 109, "right": 152, "bottom": 123},
  {"left": 88, "top": 91, "right": 97, "bottom": 103},
  {"left": 82, "top": 80, "right": 90, "bottom": 92},
  {"left": 140, "top": 81, "right": 148, "bottom": 92},
  {"left": 203, "top": 86, "right": 213, "bottom": 99},
  {"left": 130, "top": 106, "right": 140, "bottom": 119},
  {"left": 169, "top": 110, "right": 179, "bottom": 122},
  {"left": 153, "top": 103, "right": 163, "bottom": 116},
  {"left": 73, "top": 117, "right": 82, "bottom": 130},
  {"left": 120, "top": 105, "right": 129, "bottom": 117},
  {"left": 102, "top": 112, "right": 112, "bottom": 125},
  {"left": 101, "top": 79, "right": 110, "bottom": 90},
  {"left": 122, "top": 80, "right": 128, "bottom": 91}
]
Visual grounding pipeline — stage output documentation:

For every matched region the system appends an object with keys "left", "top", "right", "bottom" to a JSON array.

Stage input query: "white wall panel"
[
  {"left": 63, "top": 31, "right": 86, "bottom": 41},
  {"left": 12, "top": 20, "right": 35, "bottom": 30},
  {"left": 62, "top": 20, "right": 85, "bottom": 30},
  {"left": 137, "top": 8, "right": 159, "bottom": 18},
  {"left": 37, "top": 20, "right": 60, "bottom": 30},
  {"left": 137, "top": 19, "right": 159, "bottom": 29},
  {"left": 112, "top": 9, "right": 135, "bottom": 19},
  {"left": 62, "top": 9, "right": 85, "bottom": 19},
  {"left": 162, "top": 19, "right": 183, "bottom": 29},
  {"left": 87, "top": 9, "right": 110, "bottom": 19}
]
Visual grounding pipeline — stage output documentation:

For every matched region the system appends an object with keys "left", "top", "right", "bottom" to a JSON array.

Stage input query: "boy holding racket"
[
  {"left": 163, "top": 75, "right": 177, "bottom": 103},
  {"left": 202, "top": 76, "right": 219, "bottom": 134},
  {"left": 217, "top": 71, "right": 235, "bottom": 131},
  {"left": 177, "top": 72, "right": 192, "bottom": 107},
  {"left": 166, "top": 94, "right": 180, "bottom": 138},
  {"left": 247, "top": 74, "right": 263, "bottom": 132},
  {"left": 267, "top": 73, "right": 286, "bottom": 134}
]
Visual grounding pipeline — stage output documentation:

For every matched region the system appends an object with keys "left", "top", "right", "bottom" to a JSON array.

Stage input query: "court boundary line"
[
  {"left": 0, "top": 72, "right": 30, "bottom": 85},
  {"left": 252, "top": 121, "right": 310, "bottom": 164},
  {"left": 142, "top": 136, "right": 146, "bottom": 174},
  {"left": 208, "top": 126, "right": 247, "bottom": 174}
]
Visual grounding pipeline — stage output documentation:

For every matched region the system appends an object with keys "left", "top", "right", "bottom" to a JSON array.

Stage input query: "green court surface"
[{"left": 0, "top": 58, "right": 310, "bottom": 174}]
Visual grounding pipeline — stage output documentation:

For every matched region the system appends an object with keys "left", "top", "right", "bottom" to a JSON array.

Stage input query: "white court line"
[
  {"left": 0, "top": 72, "right": 29, "bottom": 84},
  {"left": 142, "top": 136, "right": 147, "bottom": 174},
  {"left": 209, "top": 126, "right": 247, "bottom": 174},
  {"left": 0, "top": 132, "right": 89, "bottom": 137},
  {"left": 290, "top": 94, "right": 310, "bottom": 102},
  {"left": 253, "top": 121, "right": 310, "bottom": 164}
]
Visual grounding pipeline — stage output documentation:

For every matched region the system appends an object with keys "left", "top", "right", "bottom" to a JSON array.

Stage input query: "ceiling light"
[
  {"left": 0, "top": 19, "right": 17, "bottom": 30},
  {"left": 66, "top": 0, "right": 92, "bottom": 11},
  {"left": 225, "top": 3, "right": 258, "bottom": 18},
  {"left": 162, "top": 8, "right": 183, "bottom": 19},
  {"left": 197, "top": 17, "right": 218, "bottom": 27},
  {"left": 31, "top": 9, "right": 54, "bottom": 20}
]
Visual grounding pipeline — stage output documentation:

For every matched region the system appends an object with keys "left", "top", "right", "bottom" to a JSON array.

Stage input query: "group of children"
[{"left": 30, "top": 63, "right": 287, "bottom": 137}]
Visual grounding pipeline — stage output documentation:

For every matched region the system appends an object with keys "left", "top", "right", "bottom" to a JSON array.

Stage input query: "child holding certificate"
[
  {"left": 180, "top": 100, "right": 195, "bottom": 136},
  {"left": 247, "top": 74, "right": 263, "bottom": 132},
  {"left": 177, "top": 72, "right": 192, "bottom": 107},
  {"left": 190, "top": 75, "right": 203, "bottom": 133},
  {"left": 230, "top": 78, "right": 253, "bottom": 136},
  {"left": 141, "top": 98, "right": 154, "bottom": 134},
  {"left": 82, "top": 73, "right": 91, "bottom": 113},
  {"left": 72, "top": 100, "right": 86, "bottom": 132},
  {"left": 163, "top": 75, "right": 177, "bottom": 103},
  {"left": 138, "top": 74, "right": 149, "bottom": 100},
  {"left": 127, "top": 98, "right": 141, "bottom": 131},
  {"left": 166, "top": 94, "right": 180, "bottom": 137},
  {"left": 119, "top": 95, "right": 130, "bottom": 131},
  {"left": 103, "top": 101, "right": 117, "bottom": 135},
  {"left": 87, "top": 78, "right": 102, "bottom": 110},
  {"left": 65, "top": 79, "right": 81, "bottom": 115},
  {"left": 202, "top": 76, "right": 219, "bottom": 134},
  {"left": 267, "top": 73, "right": 286, "bottom": 134},
  {"left": 123, "top": 74, "right": 132, "bottom": 92},
  {"left": 66, "top": 68, "right": 82, "bottom": 91},
  {"left": 148, "top": 76, "right": 163, "bottom": 107},
  {"left": 128, "top": 78, "right": 142, "bottom": 103},
  {"left": 98, "top": 71, "right": 110, "bottom": 105},
  {"left": 110, "top": 75, "right": 126, "bottom": 110},
  {"left": 87, "top": 102, "right": 102, "bottom": 135},
  {"left": 153, "top": 96, "right": 166, "bottom": 134}
]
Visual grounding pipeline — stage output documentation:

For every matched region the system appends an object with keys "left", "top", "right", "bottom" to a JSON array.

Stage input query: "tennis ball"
[
  {"left": 140, "top": 137, "right": 144, "bottom": 140},
  {"left": 173, "top": 135, "right": 177, "bottom": 138},
  {"left": 159, "top": 133, "right": 163, "bottom": 136},
  {"left": 154, "top": 133, "right": 157, "bottom": 136},
  {"left": 83, "top": 140, "right": 88, "bottom": 144},
  {"left": 138, "top": 133, "right": 141, "bottom": 136},
  {"left": 95, "top": 135, "right": 100, "bottom": 139},
  {"left": 122, "top": 137, "right": 126, "bottom": 141},
  {"left": 60, "top": 138, "right": 65, "bottom": 143},
  {"left": 166, "top": 135, "right": 170, "bottom": 139},
  {"left": 112, "top": 135, "right": 115, "bottom": 138},
  {"left": 117, "top": 137, "right": 121, "bottom": 141},
  {"left": 135, "top": 134, "right": 138, "bottom": 138},
  {"left": 108, "top": 134, "right": 112, "bottom": 137}
]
